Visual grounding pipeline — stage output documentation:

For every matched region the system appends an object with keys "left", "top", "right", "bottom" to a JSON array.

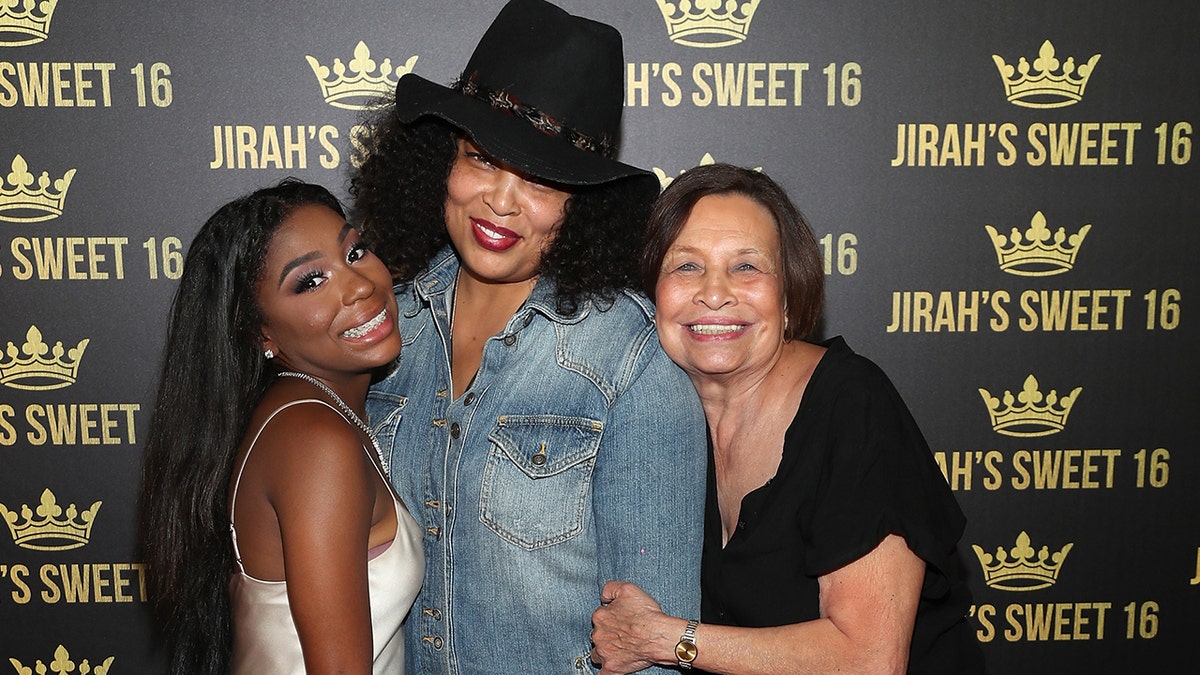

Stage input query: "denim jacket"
[{"left": 367, "top": 248, "right": 706, "bottom": 675}]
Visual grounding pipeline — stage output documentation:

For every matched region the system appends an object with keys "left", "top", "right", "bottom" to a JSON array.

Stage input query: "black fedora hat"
[{"left": 393, "top": 0, "right": 649, "bottom": 186}]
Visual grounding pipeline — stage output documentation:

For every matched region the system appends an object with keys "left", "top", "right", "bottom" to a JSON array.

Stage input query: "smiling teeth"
[
  {"left": 343, "top": 309, "right": 387, "bottom": 338},
  {"left": 689, "top": 324, "right": 743, "bottom": 335}
]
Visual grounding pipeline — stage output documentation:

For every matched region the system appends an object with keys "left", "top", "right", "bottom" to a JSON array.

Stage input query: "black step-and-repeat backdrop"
[{"left": 3, "top": 1, "right": 1196, "bottom": 671}]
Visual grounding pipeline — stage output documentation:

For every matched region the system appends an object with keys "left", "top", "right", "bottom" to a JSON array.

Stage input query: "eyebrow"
[
  {"left": 278, "top": 252, "right": 321, "bottom": 288},
  {"left": 666, "top": 244, "right": 768, "bottom": 257},
  {"left": 463, "top": 139, "right": 563, "bottom": 189},
  {"left": 275, "top": 222, "right": 355, "bottom": 288}
]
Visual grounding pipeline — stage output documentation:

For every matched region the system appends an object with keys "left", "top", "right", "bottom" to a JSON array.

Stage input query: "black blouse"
[{"left": 700, "top": 337, "right": 984, "bottom": 673}]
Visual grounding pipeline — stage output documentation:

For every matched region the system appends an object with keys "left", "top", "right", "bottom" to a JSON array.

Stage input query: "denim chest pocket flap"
[
  {"left": 480, "top": 414, "right": 604, "bottom": 550},
  {"left": 365, "top": 390, "right": 407, "bottom": 449}
]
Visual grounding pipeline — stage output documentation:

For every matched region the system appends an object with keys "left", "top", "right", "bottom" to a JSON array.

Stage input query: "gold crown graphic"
[
  {"left": 972, "top": 531, "right": 1073, "bottom": 591},
  {"left": 978, "top": 374, "right": 1082, "bottom": 437},
  {"left": 984, "top": 211, "right": 1091, "bottom": 277},
  {"left": 306, "top": 41, "right": 418, "bottom": 110},
  {"left": 0, "top": 0, "right": 59, "bottom": 47},
  {"left": 656, "top": 0, "right": 760, "bottom": 48},
  {"left": 0, "top": 488, "right": 101, "bottom": 551},
  {"left": 8, "top": 644, "right": 114, "bottom": 675},
  {"left": 0, "top": 325, "right": 89, "bottom": 391},
  {"left": 653, "top": 153, "right": 762, "bottom": 190},
  {"left": 992, "top": 40, "right": 1100, "bottom": 109},
  {"left": 0, "top": 154, "right": 76, "bottom": 223}
]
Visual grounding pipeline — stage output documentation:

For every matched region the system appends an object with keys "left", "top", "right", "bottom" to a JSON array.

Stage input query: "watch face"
[{"left": 676, "top": 640, "right": 698, "bottom": 663}]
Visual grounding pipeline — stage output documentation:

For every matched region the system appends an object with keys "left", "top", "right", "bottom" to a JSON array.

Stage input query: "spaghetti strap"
[
  {"left": 226, "top": 399, "right": 422, "bottom": 674},
  {"left": 228, "top": 398, "right": 343, "bottom": 570}
]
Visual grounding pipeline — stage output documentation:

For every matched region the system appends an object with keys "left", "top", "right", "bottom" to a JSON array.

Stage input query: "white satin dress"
[{"left": 228, "top": 399, "right": 423, "bottom": 674}]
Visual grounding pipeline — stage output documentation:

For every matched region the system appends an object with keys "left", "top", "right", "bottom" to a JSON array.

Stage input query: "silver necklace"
[{"left": 276, "top": 371, "right": 389, "bottom": 478}]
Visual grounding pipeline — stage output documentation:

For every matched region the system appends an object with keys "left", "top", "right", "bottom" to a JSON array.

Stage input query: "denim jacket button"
[
  {"left": 531, "top": 453, "right": 547, "bottom": 466},
  {"left": 423, "top": 607, "right": 443, "bottom": 621},
  {"left": 502, "top": 334, "right": 517, "bottom": 346},
  {"left": 450, "top": 422, "right": 461, "bottom": 439},
  {"left": 463, "top": 392, "right": 475, "bottom": 406},
  {"left": 432, "top": 636, "right": 444, "bottom": 650}
]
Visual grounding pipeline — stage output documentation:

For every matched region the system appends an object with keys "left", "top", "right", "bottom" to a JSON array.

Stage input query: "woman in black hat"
[{"left": 351, "top": 1, "right": 706, "bottom": 673}]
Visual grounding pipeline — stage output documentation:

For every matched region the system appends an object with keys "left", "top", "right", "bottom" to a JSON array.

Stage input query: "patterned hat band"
[{"left": 455, "top": 74, "right": 615, "bottom": 159}]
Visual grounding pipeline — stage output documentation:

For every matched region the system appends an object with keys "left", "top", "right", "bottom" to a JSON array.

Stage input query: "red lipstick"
[{"left": 471, "top": 217, "right": 521, "bottom": 252}]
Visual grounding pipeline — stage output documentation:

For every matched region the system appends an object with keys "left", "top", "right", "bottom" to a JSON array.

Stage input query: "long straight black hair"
[{"left": 137, "top": 179, "right": 342, "bottom": 674}]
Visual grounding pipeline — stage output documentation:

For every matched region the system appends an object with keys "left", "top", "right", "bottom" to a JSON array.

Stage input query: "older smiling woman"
[{"left": 590, "top": 164, "right": 984, "bottom": 674}]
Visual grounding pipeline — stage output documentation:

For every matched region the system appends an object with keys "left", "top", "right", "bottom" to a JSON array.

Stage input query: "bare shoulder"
[{"left": 247, "top": 397, "right": 375, "bottom": 497}]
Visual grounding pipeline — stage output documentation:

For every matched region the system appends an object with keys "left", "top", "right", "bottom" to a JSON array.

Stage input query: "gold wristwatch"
[{"left": 675, "top": 618, "right": 699, "bottom": 669}]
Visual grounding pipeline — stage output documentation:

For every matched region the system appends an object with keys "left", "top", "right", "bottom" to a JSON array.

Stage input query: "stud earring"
[{"left": 264, "top": 349, "right": 275, "bottom": 359}]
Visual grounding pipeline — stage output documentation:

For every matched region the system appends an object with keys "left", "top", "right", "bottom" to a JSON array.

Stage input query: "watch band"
[{"left": 675, "top": 618, "right": 699, "bottom": 669}]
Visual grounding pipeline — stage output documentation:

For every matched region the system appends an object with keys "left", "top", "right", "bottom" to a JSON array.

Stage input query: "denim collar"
[{"left": 411, "top": 247, "right": 591, "bottom": 326}]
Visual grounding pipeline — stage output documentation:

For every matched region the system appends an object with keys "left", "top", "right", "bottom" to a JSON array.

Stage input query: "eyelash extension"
[
  {"left": 289, "top": 239, "right": 371, "bottom": 294},
  {"left": 293, "top": 268, "right": 325, "bottom": 293},
  {"left": 348, "top": 240, "right": 370, "bottom": 262}
]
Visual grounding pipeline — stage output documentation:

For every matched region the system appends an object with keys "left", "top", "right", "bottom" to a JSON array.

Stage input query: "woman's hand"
[
  {"left": 591, "top": 580, "right": 682, "bottom": 675},
  {"left": 592, "top": 535, "right": 925, "bottom": 675}
]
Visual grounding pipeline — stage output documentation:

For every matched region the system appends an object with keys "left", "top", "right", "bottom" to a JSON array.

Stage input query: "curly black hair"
[{"left": 349, "top": 100, "right": 659, "bottom": 313}]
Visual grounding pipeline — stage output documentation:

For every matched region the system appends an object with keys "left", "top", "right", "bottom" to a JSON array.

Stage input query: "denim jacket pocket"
[
  {"left": 480, "top": 414, "right": 603, "bottom": 550},
  {"left": 366, "top": 390, "right": 407, "bottom": 452}
]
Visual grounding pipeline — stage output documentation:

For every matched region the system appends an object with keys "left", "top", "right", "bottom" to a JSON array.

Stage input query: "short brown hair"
[{"left": 641, "top": 163, "right": 824, "bottom": 341}]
